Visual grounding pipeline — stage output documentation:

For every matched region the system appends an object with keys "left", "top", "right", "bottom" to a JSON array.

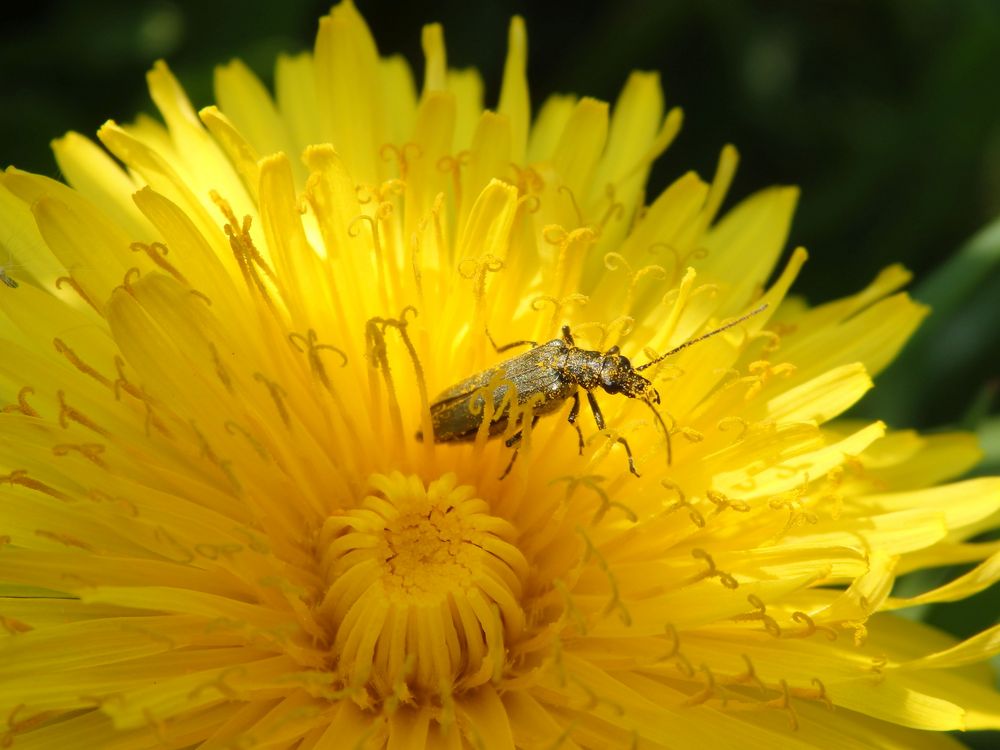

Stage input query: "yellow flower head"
[{"left": 2, "top": 3, "right": 1000, "bottom": 748}]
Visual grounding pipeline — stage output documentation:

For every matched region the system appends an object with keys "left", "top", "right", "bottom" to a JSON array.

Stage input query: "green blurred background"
[{"left": 2, "top": 0, "right": 999, "bottom": 740}]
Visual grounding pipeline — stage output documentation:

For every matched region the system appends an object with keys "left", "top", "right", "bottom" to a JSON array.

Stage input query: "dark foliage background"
[{"left": 2, "top": 1, "right": 999, "bottom": 741}]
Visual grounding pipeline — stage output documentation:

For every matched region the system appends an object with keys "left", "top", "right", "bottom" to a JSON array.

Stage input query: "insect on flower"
[{"left": 426, "top": 305, "right": 766, "bottom": 477}]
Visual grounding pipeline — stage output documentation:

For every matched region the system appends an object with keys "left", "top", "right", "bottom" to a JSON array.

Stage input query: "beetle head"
[
  {"left": 600, "top": 350, "right": 671, "bottom": 464},
  {"left": 600, "top": 353, "right": 655, "bottom": 400}
]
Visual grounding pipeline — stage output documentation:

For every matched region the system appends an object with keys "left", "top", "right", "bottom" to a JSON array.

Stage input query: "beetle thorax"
[{"left": 562, "top": 349, "right": 606, "bottom": 389}]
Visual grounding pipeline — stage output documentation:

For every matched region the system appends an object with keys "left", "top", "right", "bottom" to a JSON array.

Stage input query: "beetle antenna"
[
  {"left": 636, "top": 303, "right": 768, "bottom": 372},
  {"left": 643, "top": 398, "right": 672, "bottom": 465}
]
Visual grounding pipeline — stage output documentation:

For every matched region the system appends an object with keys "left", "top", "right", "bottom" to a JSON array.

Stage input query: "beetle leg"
[
  {"left": 561, "top": 325, "right": 575, "bottom": 347},
  {"left": 486, "top": 328, "right": 537, "bottom": 353},
  {"left": 499, "top": 414, "right": 541, "bottom": 479},
  {"left": 616, "top": 435, "right": 640, "bottom": 477},
  {"left": 499, "top": 451, "right": 518, "bottom": 480},
  {"left": 586, "top": 390, "right": 640, "bottom": 477},
  {"left": 567, "top": 391, "right": 585, "bottom": 454},
  {"left": 586, "top": 390, "right": 606, "bottom": 430},
  {"left": 503, "top": 413, "right": 540, "bottom": 448}
]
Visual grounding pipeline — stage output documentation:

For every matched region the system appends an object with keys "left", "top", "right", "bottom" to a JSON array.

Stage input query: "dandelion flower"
[{"left": 2, "top": 3, "right": 1000, "bottom": 748}]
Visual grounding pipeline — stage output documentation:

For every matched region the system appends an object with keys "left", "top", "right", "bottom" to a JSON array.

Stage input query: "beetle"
[{"left": 424, "top": 305, "right": 766, "bottom": 477}]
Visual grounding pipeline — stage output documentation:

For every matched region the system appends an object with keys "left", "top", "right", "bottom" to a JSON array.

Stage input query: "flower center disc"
[{"left": 318, "top": 473, "right": 528, "bottom": 703}]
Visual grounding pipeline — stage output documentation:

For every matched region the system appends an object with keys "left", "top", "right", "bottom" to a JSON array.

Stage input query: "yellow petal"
[
  {"left": 199, "top": 105, "right": 263, "bottom": 202},
  {"left": 213, "top": 59, "right": 300, "bottom": 183},
  {"left": 420, "top": 23, "right": 446, "bottom": 94},
  {"left": 378, "top": 55, "right": 418, "bottom": 146},
  {"left": 527, "top": 94, "right": 576, "bottom": 163},
  {"left": 50, "top": 132, "right": 152, "bottom": 240},
  {"left": 276, "top": 51, "right": 324, "bottom": 155},
  {"left": 497, "top": 16, "right": 529, "bottom": 164},
  {"left": 700, "top": 185, "right": 799, "bottom": 304},
  {"left": 448, "top": 68, "right": 484, "bottom": 150},
  {"left": 314, "top": 1, "right": 388, "bottom": 183}
]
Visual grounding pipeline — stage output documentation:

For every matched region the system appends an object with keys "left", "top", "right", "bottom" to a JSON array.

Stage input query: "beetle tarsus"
[
  {"left": 586, "top": 389, "right": 641, "bottom": 476},
  {"left": 617, "top": 435, "right": 640, "bottom": 477},
  {"left": 499, "top": 449, "right": 518, "bottom": 479}
]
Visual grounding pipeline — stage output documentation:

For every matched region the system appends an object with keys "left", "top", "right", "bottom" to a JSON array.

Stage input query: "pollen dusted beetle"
[{"left": 425, "top": 305, "right": 766, "bottom": 478}]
